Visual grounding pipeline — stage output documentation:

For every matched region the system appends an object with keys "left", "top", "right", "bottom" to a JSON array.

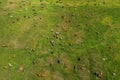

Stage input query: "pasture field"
[{"left": 0, "top": 0, "right": 120, "bottom": 80}]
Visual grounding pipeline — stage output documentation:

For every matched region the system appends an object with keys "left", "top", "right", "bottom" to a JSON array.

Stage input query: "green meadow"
[{"left": 0, "top": 0, "right": 120, "bottom": 80}]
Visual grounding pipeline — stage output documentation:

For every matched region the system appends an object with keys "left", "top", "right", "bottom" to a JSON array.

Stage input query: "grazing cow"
[
  {"left": 112, "top": 73, "right": 116, "bottom": 76},
  {"left": 50, "top": 40, "right": 55, "bottom": 46},
  {"left": 61, "top": 15, "right": 64, "bottom": 19},
  {"left": 50, "top": 63, "right": 52, "bottom": 67},
  {"left": 31, "top": 48, "right": 35, "bottom": 52},
  {"left": 2, "top": 45, "right": 8, "bottom": 47},
  {"left": 103, "top": 1, "right": 107, "bottom": 4},
  {"left": 98, "top": 72, "right": 103, "bottom": 79},
  {"left": 57, "top": 60, "right": 60, "bottom": 64},
  {"left": 96, "top": 32, "right": 99, "bottom": 35},
  {"left": 77, "top": 57, "right": 80, "bottom": 61},
  {"left": 9, "top": 1, "right": 13, "bottom": 4},
  {"left": 108, "top": 46, "right": 112, "bottom": 49}
]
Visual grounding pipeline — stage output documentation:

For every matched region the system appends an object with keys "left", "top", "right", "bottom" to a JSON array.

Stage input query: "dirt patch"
[
  {"left": 60, "top": 53, "right": 72, "bottom": 73},
  {"left": 9, "top": 38, "right": 22, "bottom": 49},
  {"left": 52, "top": 71, "right": 64, "bottom": 80}
]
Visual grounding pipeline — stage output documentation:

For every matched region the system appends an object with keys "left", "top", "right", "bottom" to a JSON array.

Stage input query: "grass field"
[{"left": 0, "top": 0, "right": 120, "bottom": 80}]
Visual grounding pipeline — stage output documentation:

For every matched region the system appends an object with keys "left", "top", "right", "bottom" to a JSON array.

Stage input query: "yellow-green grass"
[{"left": 0, "top": 0, "right": 120, "bottom": 80}]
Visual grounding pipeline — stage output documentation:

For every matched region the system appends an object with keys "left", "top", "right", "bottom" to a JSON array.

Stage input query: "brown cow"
[{"left": 98, "top": 72, "right": 103, "bottom": 79}]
